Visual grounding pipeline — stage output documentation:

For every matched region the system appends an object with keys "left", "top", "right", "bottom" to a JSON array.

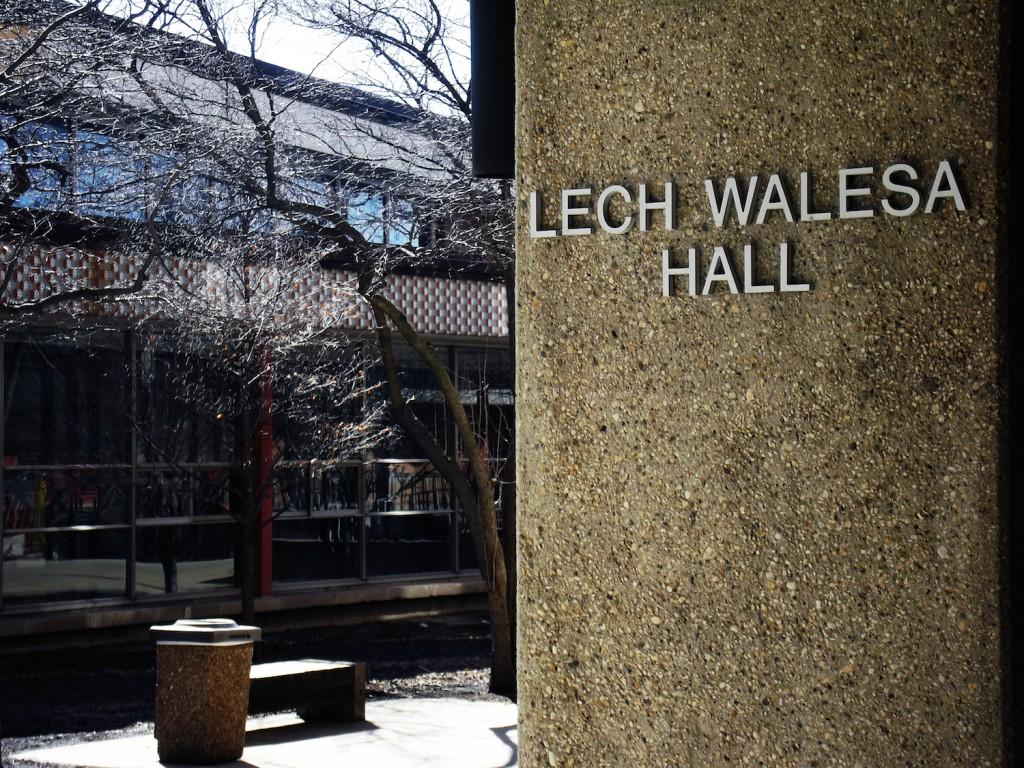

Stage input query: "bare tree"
[
  {"left": 139, "top": 234, "right": 387, "bottom": 622},
  {"left": 0, "top": 0, "right": 186, "bottom": 314},
  {"left": 1, "top": 0, "right": 387, "bottom": 622},
  {"left": 106, "top": 0, "right": 518, "bottom": 694},
  {"left": 285, "top": 0, "right": 519, "bottom": 696},
  {"left": 1, "top": 0, "right": 517, "bottom": 695}
]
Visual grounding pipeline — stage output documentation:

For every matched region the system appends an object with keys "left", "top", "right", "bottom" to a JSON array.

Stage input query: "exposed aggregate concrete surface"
[
  {"left": 153, "top": 643, "right": 253, "bottom": 764},
  {"left": 515, "top": 1, "right": 1005, "bottom": 766}
]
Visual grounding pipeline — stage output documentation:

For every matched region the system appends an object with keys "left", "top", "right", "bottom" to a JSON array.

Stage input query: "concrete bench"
[{"left": 248, "top": 660, "right": 366, "bottom": 722}]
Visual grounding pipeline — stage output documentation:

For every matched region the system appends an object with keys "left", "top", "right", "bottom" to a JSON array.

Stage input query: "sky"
[{"left": 124, "top": 0, "right": 472, "bottom": 101}]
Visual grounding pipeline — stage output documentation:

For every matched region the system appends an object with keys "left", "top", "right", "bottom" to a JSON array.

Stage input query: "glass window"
[
  {"left": 273, "top": 465, "right": 310, "bottom": 517},
  {"left": 165, "top": 174, "right": 224, "bottom": 228},
  {"left": 457, "top": 348, "right": 513, "bottom": 402},
  {"left": 313, "top": 465, "right": 360, "bottom": 514},
  {"left": 74, "top": 130, "right": 145, "bottom": 220},
  {"left": 388, "top": 197, "right": 417, "bottom": 246},
  {"left": 136, "top": 339, "right": 234, "bottom": 464},
  {"left": 457, "top": 506, "right": 505, "bottom": 572},
  {"left": 136, "top": 470, "right": 231, "bottom": 519},
  {"left": 166, "top": 174, "right": 269, "bottom": 232},
  {"left": 347, "top": 191, "right": 384, "bottom": 243},
  {"left": 285, "top": 175, "right": 334, "bottom": 209},
  {"left": 144, "top": 149, "right": 176, "bottom": 220},
  {"left": 4, "top": 335, "right": 130, "bottom": 465},
  {"left": 272, "top": 517, "right": 361, "bottom": 582},
  {"left": 367, "top": 344, "right": 450, "bottom": 456},
  {"left": 458, "top": 512, "right": 478, "bottom": 572},
  {"left": 389, "top": 342, "right": 448, "bottom": 394},
  {"left": 365, "top": 513, "right": 451, "bottom": 577},
  {"left": 135, "top": 524, "right": 236, "bottom": 595},
  {"left": 366, "top": 461, "right": 452, "bottom": 513},
  {"left": 0, "top": 115, "right": 12, "bottom": 197},
  {"left": 454, "top": 347, "right": 514, "bottom": 468},
  {"left": 3, "top": 469, "right": 129, "bottom": 529},
  {"left": 1, "top": 529, "right": 128, "bottom": 604},
  {"left": 2, "top": 119, "right": 71, "bottom": 212},
  {"left": 271, "top": 347, "right": 367, "bottom": 462}
]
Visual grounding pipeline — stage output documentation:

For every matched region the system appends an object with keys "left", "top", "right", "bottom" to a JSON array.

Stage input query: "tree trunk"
[
  {"left": 460, "top": 485, "right": 515, "bottom": 698},
  {"left": 369, "top": 296, "right": 516, "bottom": 698},
  {"left": 238, "top": 503, "right": 257, "bottom": 625},
  {"left": 502, "top": 440, "right": 517, "bottom": 675},
  {"left": 486, "top": 549, "right": 516, "bottom": 695},
  {"left": 234, "top": 387, "right": 258, "bottom": 626}
]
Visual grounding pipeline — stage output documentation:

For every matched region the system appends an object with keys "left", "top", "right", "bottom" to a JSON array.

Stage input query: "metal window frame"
[
  {"left": 270, "top": 455, "right": 461, "bottom": 589},
  {"left": 0, "top": 332, "right": 135, "bottom": 604},
  {"left": 0, "top": 329, "right": 247, "bottom": 610},
  {"left": 2, "top": 333, "right": 507, "bottom": 612}
]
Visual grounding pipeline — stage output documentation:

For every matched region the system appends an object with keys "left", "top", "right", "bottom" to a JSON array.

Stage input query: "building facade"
[{"left": 0, "top": 3, "right": 511, "bottom": 637}]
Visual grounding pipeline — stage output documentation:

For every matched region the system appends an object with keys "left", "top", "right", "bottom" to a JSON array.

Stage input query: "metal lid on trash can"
[{"left": 150, "top": 618, "right": 261, "bottom": 645}]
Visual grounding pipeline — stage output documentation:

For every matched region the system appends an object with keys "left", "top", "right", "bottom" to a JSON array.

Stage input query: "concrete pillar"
[{"left": 515, "top": 3, "right": 1010, "bottom": 766}]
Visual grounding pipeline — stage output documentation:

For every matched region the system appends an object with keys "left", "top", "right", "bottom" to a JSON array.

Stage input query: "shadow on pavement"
[
  {"left": 490, "top": 724, "right": 518, "bottom": 767},
  {"left": 243, "top": 719, "right": 379, "bottom": 748},
  {"left": 0, "top": 613, "right": 490, "bottom": 738}
]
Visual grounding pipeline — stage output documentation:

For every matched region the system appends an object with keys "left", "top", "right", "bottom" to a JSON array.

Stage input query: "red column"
[{"left": 253, "top": 374, "right": 274, "bottom": 597}]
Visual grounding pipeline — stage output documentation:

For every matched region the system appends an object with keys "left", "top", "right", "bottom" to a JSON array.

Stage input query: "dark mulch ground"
[{"left": 0, "top": 611, "right": 503, "bottom": 768}]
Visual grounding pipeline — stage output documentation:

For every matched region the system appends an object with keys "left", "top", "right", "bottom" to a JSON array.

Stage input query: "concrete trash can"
[{"left": 151, "top": 618, "right": 262, "bottom": 765}]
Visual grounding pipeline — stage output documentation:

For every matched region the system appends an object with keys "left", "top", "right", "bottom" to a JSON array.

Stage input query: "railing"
[{"left": 0, "top": 456, "right": 502, "bottom": 610}]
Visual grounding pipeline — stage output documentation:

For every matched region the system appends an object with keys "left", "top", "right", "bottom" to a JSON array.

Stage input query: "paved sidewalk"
[{"left": 13, "top": 698, "right": 518, "bottom": 768}]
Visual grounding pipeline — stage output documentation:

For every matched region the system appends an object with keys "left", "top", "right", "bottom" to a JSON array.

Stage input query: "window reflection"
[
  {"left": 454, "top": 347, "right": 513, "bottom": 487},
  {"left": 1, "top": 530, "right": 128, "bottom": 604},
  {"left": 0, "top": 332, "right": 508, "bottom": 605},
  {"left": 135, "top": 524, "right": 236, "bottom": 595},
  {"left": 347, "top": 191, "right": 384, "bottom": 243},
  {"left": 4, "top": 336, "right": 129, "bottom": 465},
  {"left": 366, "top": 462, "right": 452, "bottom": 513},
  {"left": 365, "top": 513, "right": 451, "bottom": 577},
  {"left": 3, "top": 469, "right": 129, "bottom": 529},
  {"left": 273, "top": 517, "right": 360, "bottom": 582},
  {"left": 457, "top": 505, "right": 504, "bottom": 572},
  {"left": 136, "top": 339, "right": 234, "bottom": 464},
  {"left": 368, "top": 343, "right": 451, "bottom": 457},
  {"left": 271, "top": 343, "right": 366, "bottom": 462},
  {"left": 136, "top": 470, "right": 231, "bottom": 519},
  {"left": 388, "top": 197, "right": 416, "bottom": 245},
  {"left": 285, "top": 175, "right": 334, "bottom": 209},
  {"left": 273, "top": 465, "right": 310, "bottom": 516},
  {"left": 0, "top": 118, "right": 71, "bottom": 211},
  {"left": 456, "top": 348, "right": 513, "bottom": 401},
  {"left": 1, "top": 116, "right": 427, "bottom": 241},
  {"left": 313, "top": 465, "right": 360, "bottom": 513},
  {"left": 458, "top": 512, "right": 478, "bottom": 572},
  {"left": 75, "top": 130, "right": 146, "bottom": 220}
]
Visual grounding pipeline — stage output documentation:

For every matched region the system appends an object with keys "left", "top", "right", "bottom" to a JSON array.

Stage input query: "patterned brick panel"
[{"left": 0, "top": 244, "right": 508, "bottom": 338}]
